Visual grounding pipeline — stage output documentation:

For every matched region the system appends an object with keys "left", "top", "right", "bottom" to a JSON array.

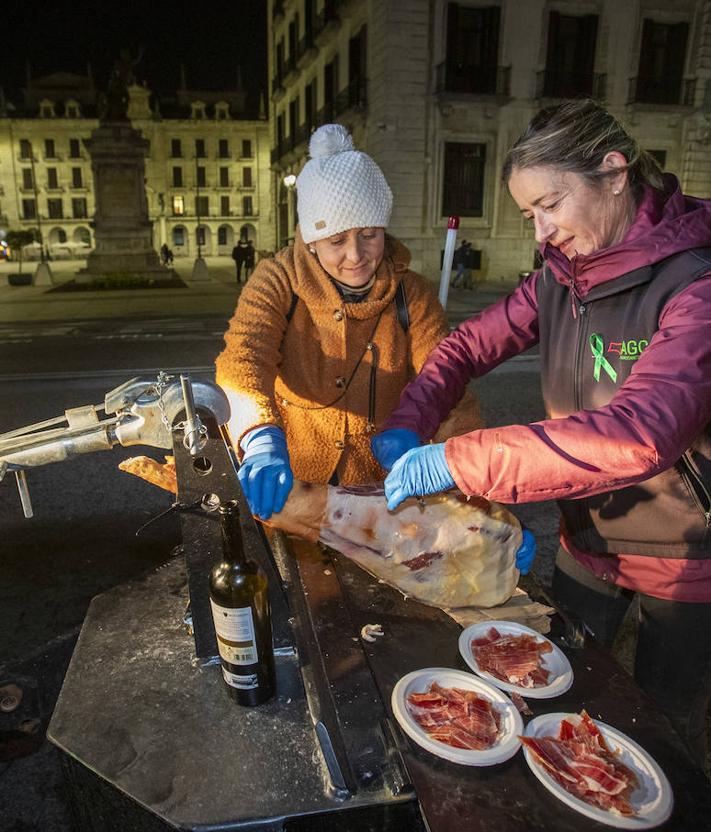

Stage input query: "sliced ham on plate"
[
  {"left": 522, "top": 711, "right": 674, "bottom": 829},
  {"left": 471, "top": 626, "right": 553, "bottom": 688},
  {"left": 407, "top": 681, "right": 501, "bottom": 751}
]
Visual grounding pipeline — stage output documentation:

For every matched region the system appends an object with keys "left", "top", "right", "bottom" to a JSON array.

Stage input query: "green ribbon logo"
[{"left": 589, "top": 333, "right": 618, "bottom": 383}]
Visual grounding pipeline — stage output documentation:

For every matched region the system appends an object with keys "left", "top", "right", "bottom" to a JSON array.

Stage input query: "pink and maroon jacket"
[{"left": 385, "top": 175, "right": 711, "bottom": 560}]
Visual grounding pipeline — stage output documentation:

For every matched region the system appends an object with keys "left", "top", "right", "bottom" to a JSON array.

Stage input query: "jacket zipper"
[
  {"left": 572, "top": 302, "right": 588, "bottom": 411},
  {"left": 679, "top": 451, "right": 711, "bottom": 529}
]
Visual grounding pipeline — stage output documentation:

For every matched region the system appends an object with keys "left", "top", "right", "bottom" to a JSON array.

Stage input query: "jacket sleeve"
[
  {"left": 214, "top": 257, "right": 293, "bottom": 454},
  {"left": 445, "top": 276, "right": 711, "bottom": 503},
  {"left": 384, "top": 272, "right": 541, "bottom": 439},
  {"left": 402, "top": 273, "right": 485, "bottom": 438}
]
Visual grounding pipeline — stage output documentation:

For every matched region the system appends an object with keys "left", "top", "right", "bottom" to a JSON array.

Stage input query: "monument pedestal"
[{"left": 79, "top": 123, "right": 173, "bottom": 284}]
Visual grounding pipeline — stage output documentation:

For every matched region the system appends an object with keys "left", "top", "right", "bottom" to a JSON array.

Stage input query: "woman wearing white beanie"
[{"left": 215, "top": 124, "right": 480, "bottom": 519}]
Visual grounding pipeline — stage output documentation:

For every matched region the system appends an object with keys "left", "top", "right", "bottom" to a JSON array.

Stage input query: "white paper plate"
[
  {"left": 458, "top": 620, "right": 573, "bottom": 699},
  {"left": 523, "top": 713, "right": 673, "bottom": 829},
  {"left": 391, "top": 667, "right": 523, "bottom": 766}
]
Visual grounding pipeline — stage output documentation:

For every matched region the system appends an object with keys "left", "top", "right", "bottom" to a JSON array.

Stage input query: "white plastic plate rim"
[
  {"left": 523, "top": 713, "right": 673, "bottom": 829},
  {"left": 458, "top": 620, "right": 574, "bottom": 699},
  {"left": 391, "top": 667, "right": 523, "bottom": 767}
]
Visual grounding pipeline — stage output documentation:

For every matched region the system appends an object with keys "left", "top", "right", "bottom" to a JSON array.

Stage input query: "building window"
[
  {"left": 195, "top": 195, "right": 209, "bottom": 216},
  {"left": 647, "top": 149, "right": 667, "bottom": 169},
  {"left": 66, "top": 103, "right": 79, "bottom": 118},
  {"left": 72, "top": 198, "right": 88, "bottom": 218},
  {"left": 196, "top": 166, "right": 206, "bottom": 187},
  {"left": 219, "top": 167, "right": 230, "bottom": 187},
  {"left": 20, "top": 139, "right": 32, "bottom": 159},
  {"left": 241, "top": 139, "right": 253, "bottom": 158},
  {"left": 22, "top": 168, "right": 34, "bottom": 189},
  {"left": 243, "top": 196, "right": 253, "bottom": 216},
  {"left": 218, "top": 226, "right": 228, "bottom": 245},
  {"left": 221, "top": 195, "right": 230, "bottom": 215},
  {"left": 45, "top": 138, "right": 56, "bottom": 158},
  {"left": 57, "top": 228, "right": 67, "bottom": 243},
  {"left": 219, "top": 139, "right": 230, "bottom": 158},
  {"left": 22, "top": 199, "right": 36, "bottom": 219},
  {"left": 76, "top": 227, "right": 91, "bottom": 245},
  {"left": 47, "top": 198, "right": 63, "bottom": 219},
  {"left": 71, "top": 168, "right": 83, "bottom": 188},
  {"left": 442, "top": 142, "right": 486, "bottom": 217},
  {"left": 543, "top": 12, "right": 599, "bottom": 98},
  {"left": 40, "top": 103, "right": 55, "bottom": 118},
  {"left": 173, "top": 227, "right": 186, "bottom": 247},
  {"left": 305, "top": 78, "right": 317, "bottom": 127},
  {"left": 242, "top": 167, "right": 253, "bottom": 188},
  {"left": 634, "top": 20, "right": 689, "bottom": 105},
  {"left": 172, "top": 195, "right": 185, "bottom": 215},
  {"left": 196, "top": 226, "right": 206, "bottom": 246},
  {"left": 192, "top": 103, "right": 206, "bottom": 120},
  {"left": 171, "top": 139, "right": 182, "bottom": 158},
  {"left": 172, "top": 166, "right": 183, "bottom": 187},
  {"left": 195, "top": 138, "right": 206, "bottom": 158},
  {"left": 444, "top": 5, "right": 500, "bottom": 94},
  {"left": 69, "top": 138, "right": 81, "bottom": 158},
  {"left": 215, "top": 103, "right": 229, "bottom": 120},
  {"left": 47, "top": 168, "right": 59, "bottom": 189}
]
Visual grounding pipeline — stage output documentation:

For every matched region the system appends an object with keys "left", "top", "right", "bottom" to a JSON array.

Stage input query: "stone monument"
[{"left": 79, "top": 49, "right": 171, "bottom": 284}]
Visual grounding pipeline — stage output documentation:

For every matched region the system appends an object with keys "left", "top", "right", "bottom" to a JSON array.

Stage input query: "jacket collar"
[
  {"left": 543, "top": 174, "right": 711, "bottom": 298},
  {"left": 292, "top": 227, "right": 411, "bottom": 320}
]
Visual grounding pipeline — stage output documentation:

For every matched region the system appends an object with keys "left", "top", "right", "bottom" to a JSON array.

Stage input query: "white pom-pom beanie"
[{"left": 296, "top": 124, "right": 393, "bottom": 244}]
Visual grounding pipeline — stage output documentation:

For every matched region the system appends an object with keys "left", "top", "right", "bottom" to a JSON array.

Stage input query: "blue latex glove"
[
  {"left": 384, "top": 443, "right": 455, "bottom": 511},
  {"left": 371, "top": 428, "right": 421, "bottom": 471},
  {"left": 516, "top": 528, "right": 537, "bottom": 575},
  {"left": 238, "top": 426, "right": 293, "bottom": 520}
]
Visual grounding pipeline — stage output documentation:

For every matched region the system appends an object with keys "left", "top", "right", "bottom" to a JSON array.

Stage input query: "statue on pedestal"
[{"left": 101, "top": 47, "right": 144, "bottom": 122}]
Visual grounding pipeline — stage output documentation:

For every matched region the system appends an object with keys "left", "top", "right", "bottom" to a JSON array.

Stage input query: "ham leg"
[
  {"left": 266, "top": 482, "right": 520, "bottom": 609},
  {"left": 117, "top": 458, "right": 520, "bottom": 609}
]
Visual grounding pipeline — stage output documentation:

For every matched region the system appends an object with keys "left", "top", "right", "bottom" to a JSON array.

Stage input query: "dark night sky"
[{"left": 3, "top": 0, "right": 267, "bottom": 110}]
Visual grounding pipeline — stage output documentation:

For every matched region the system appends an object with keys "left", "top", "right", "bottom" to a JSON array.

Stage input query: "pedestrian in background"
[
  {"left": 451, "top": 239, "right": 469, "bottom": 288},
  {"left": 231, "top": 239, "right": 247, "bottom": 284},
  {"left": 374, "top": 99, "right": 711, "bottom": 768},
  {"left": 244, "top": 239, "right": 255, "bottom": 281}
]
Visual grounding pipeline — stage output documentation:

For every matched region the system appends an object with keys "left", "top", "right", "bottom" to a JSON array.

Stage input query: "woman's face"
[
  {"left": 310, "top": 227, "right": 386, "bottom": 287},
  {"left": 507, "top": 158, "right": 632, "bottom": 259}
]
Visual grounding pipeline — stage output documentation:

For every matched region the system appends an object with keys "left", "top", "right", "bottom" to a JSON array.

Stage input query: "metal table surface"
[
  {"left": 47, "top": 532, "right": 711, "bottom": 831},
  {"left": 316, "top": 538, "right": 711, "bottom": 831}
]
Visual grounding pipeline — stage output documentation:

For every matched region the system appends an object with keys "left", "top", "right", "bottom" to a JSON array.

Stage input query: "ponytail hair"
[{"left": 502, "top": 100, "right": 664, "bottom": 198}]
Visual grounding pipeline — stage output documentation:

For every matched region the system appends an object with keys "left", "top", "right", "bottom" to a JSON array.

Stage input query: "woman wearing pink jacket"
[{"left": 373, "top": 100, "right": 711, "bottom": 768}]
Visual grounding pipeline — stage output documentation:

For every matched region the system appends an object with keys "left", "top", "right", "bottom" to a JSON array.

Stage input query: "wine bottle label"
[
  {"left": 210, "top": 601, "right": 259, "bottom": 665},
  {"left": 222, "top": 667, "right": 259, "bottom": 690}
]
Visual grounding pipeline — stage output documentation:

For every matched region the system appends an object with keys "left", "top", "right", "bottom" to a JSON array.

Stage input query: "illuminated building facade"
[
  {"left": 0, "top": 71, "right": 274, "bottom": 258},
  {"left": 269, "top": 0, "right": 711, "bottom": 282}
]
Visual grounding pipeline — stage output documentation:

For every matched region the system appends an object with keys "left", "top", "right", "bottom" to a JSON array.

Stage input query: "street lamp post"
[
  {"left": 191, "top": 156, "right": 208, "bottom": 282},
  {"left": 28, "top": 143, "right": 53, "bottom": 286}
]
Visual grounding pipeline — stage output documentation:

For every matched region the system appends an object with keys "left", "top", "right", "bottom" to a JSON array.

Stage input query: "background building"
[
  {"left": 0, "top": 70, "right": 274, "bottom": 259},
  {"left": 268, "top": 0, "right": 711, "bottom": 282}
]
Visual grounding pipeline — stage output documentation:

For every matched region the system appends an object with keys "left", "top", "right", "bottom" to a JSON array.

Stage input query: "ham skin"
[{"left": 266, "top": 481, "right": 521, "bottom": 609}]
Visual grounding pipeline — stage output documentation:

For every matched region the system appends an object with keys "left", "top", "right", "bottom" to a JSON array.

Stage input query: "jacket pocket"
[{"left": 678, "top": 451, "right": 711, "bottom": 533}]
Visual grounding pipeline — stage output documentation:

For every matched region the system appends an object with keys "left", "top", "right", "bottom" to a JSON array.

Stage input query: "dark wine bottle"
[{"left": 209, "top": 499, "right": 275, "bottom": 706}]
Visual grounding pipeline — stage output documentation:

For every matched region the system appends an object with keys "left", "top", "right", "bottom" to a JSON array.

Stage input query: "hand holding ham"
[{"left": 384, "top": 443, "right": 456, "bottom": 509}]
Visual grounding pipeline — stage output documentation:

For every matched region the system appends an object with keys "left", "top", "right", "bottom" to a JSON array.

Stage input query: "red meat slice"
[
  {"left": 472, "top": 627, "right": 553, "bottom": 688},
  {"left": 521, "top": 711, "right": 640, "bottom": 817},
  {"left": 407, "top": 682, "right": 501, "bottom": 751}
]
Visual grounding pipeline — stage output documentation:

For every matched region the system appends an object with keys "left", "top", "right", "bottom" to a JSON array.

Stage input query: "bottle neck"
[{"left": 219, "top": 503, "right": 248, "bottom": 565}]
